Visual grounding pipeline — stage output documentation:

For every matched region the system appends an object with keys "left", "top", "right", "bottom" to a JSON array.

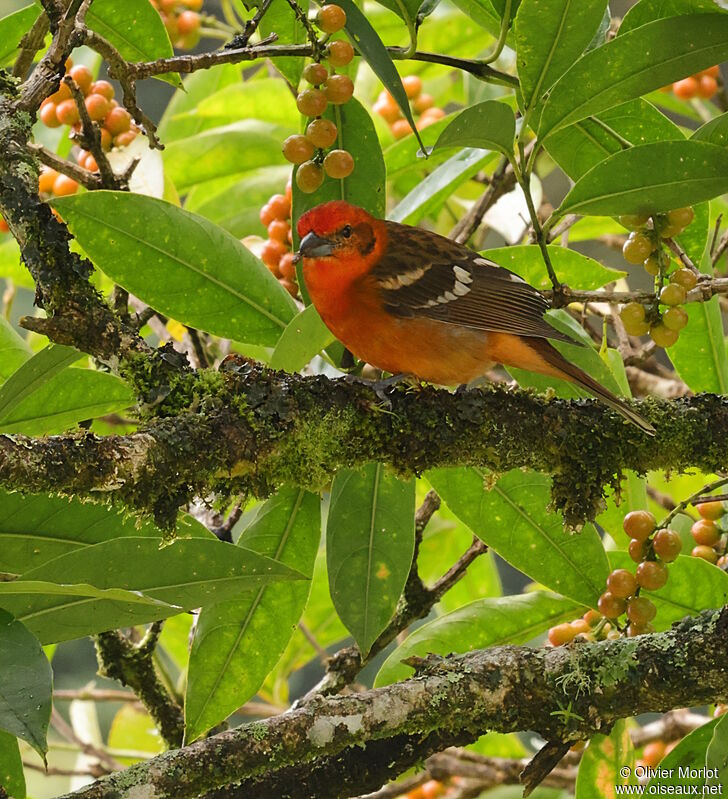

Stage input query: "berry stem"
[{"left": 660, "top": 476, "right": 728, "bottom": 531}]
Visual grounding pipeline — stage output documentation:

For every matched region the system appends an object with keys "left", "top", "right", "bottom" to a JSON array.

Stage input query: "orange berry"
[
  {"left": 282, "top": 134, "right": 316, "bottom": 165},
  {"left": 279, "top": 251, "right": 297, "bottom": 280},
  {"left": 391, "top": 118, "right": 412, "bottom": 138},
  {"left": 285, "top": 179, "right": 292, "bottom": 202},
  {"left": 104, "top": 107, "right": 131, "bottom": 135},
  {"left": 652, "top": 529, "right": 682, "bottom": 563},
  {"left": 323, "top": 149, "right": 354, "bottom": 179},
  {"left": 52, "top": 173, "right": 79, "bottom": 197},
  {"left": 64, "top": 57, "right": 73, "bottom": 71},
  {"left": 417, "top": 107, "right": 446, "bottom": 129},
  {"left": 316, "top": 4, "right": 347, "bottom": 33},
  {"left": 296, "top": 88, "right": 328, "bottom": 117},
  {"left": 84, "top": 154, "right": 99, "bottom": 172},
  {"left": 691, "top": 518, "right": 720, "bottom": 546},
  {"left": 268, "top": 193, "right": 291, "bottom": 220},
  {"left": 324, "top": 74, "right": 354, "bottom": 104},
  {"left": 39, "top": 102, "right": 61, "bottom": 128},
  {"left": 673, "top": 76, "right": 699, "bottom": 100},
  {"left": 268, "top": 219, "right": 290, "bottom": 243},
  {"left": 260, "top": 238, "right": 288, "bottom": 270},
  {"left": 279, "top": 277, "right": 299, "bottom": 297},
  {"left": 90, "top": 80, "right": 114, "bottom": 100},
  {"left": 113, "top": 130, "right": 136, "bottom": 148},
  {"left": 296, "top": 161, "right": 324, "bottom": 193},
  {"left": 413, "top": 93, "right": 434, "bottom": 114},
  {"left": 548, "top": 623, "right": 576, "bottom": 647},
  {"left": 374, "top": 91, "right": 401, "bottom": 123},
  {"left": 623, "top": 510, "right": 656, "bottom": 541},
  {"left": 569, "top": 618, "right": 591, "bottom": 636},
  {"left": 181, "top": 0, "right": 203, "bottom": 8},
  {"left": 69, "top": 65, "right": 93, "bottom": 95},
  {"left": 0, "top": 217, "right": 8, "bottom": 234},
  {"left": 626, "top": 596, "right": 656, "bottom": 625},
  {"left": 636, "top": 560, "right": 668, "bottom": 591},
  {"left": 650, "top": 323, "right": 679, "bottom": 348},
  {"left": 306, "top": 118, "right": 338, "bottom": 148},
  {"left": 698, "top": 74, "right": 718, "bottom": 99},
  {"left": 643, "top": 741, "right": 666, "bottom": 767},
  {"left": 402, "top": 75, "right": 422, "bottom": 99},
  {"left": 38, "top": 167, "right": 59, "bottom": 194},
  {"left": 303, "top": 63, "right": 329, "bottom": 86},
  {"left": 260, "top": 203, "right": 276, "bottom": 227},
  {"left": 177, "top": 10, "right": 200, "bottom": 35},
  {"left": 583, "top": 609, "right": 601, "bottom": 626},
  {"left": 598, "top": 591, "right": 627, "bottom": 619},
  {"left": 85, "top": 93, "right": 111, "bottom": 121},
  {"left": 48, "top": 83, "right": 72, "bottom": 105},
  {"left": 606, "top": 569, "right": 638, "bottom": 599},
  {"left": 327, "top": 40, "right": 354, "bottom": 67},
  {"left": 629, "top": 538, "right": 649, "bottom": 563},
  {"left": 56, "top": 98, "right": 80, "bottom": 126},
  {"left": 698, "top": 500, "right": 725, "bottom": 520},
  {"left": 692, "top": 545, "right": 719, "bottom": 563},
  {"left": 700, "top": 65, "right": 720, "bottom": 78},
  {"left": 420, "top": 780, "right": 443, "bottom": 799}
]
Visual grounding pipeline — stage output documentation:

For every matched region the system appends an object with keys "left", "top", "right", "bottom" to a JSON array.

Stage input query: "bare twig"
[
  {"left": 712, "top": 228, "right": 728, "bottom": 267},
  {"left": 27, "top": 142, "right": 103, "bottom": 189},
  {"left": 665, "top": 237, "right": 699, "bottom": 272},
  {"left": 51, "top": 708, "right": 123, "bottom": 772},
  {"left": 449, "top": 156, "right": 515, "bottom": 244},
  {"left": 13, "top": 12, "right": 51, "bottom": 78}
]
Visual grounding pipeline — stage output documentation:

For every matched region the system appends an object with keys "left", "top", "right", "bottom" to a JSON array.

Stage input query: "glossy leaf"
[
  {"left": 515, "top": 0, "right": 607, "bottom": 112},
  {"left": 450, "top": 0, "right": 502, "bottom": 34},
  {"left": 557, "top": 141, "right": 728, "bottom": 218},
  {"left": 270, "top": 305, "right": 335, "bottom": 372},
  {"left": 53, "top": 191, "right": 297, "bottom": 347},
  {"left": 0, "top": 4, "right": 40, "bottom": 66},
  {"left": 163, "top": 121, "right": 289, "bottom": 192},
  {"left": 385, "top": 116, "right": 452, "bottom": 178},
  {"left": 334, "top": 0, "right": 425, "bottom": 151},
  {"left": 546, "top": 99, "right": 683, "bottom": 182},
  {"left": 185, "top": 488, "right": 320, "bottom": 742},
  {"left": 191, "top": 79, "right": 300, "bottom": 130},
  {"left": 0, "top": 345, "right": 79, "bottom": 422},
  {"left": 608, "top": 552, "right": 728, "bottom": 630},
  {"left": 0, "top": 317, "right": 31, "bottom": 381},
  {"left": 575, "top": 720, "right": 636, "bottom": 799},
  {"left": 0, "top": 610, "right": 52, "bottom": 757},
  {"left": 259, "top": 0, "right": 306, "bottom": 87},
  {"left": 327, "top": 465, "right": 415, "bottom": 656},
  {"left": 619, "top": 0, "right": 724, "bottom": 35},
  {"left": 293, "top": 97, "right": 386, "bottom": 237},
  {"left": 388, "top": 148, "right": 495, "bottom": 225},
  {"left": 374, "top": 0, "right": 421, "bottom": 25},
  {"left": 483, "top": 244, "right": 625, "bottom": 291},
  {"left": 707, "top": 715, "right": 728, "bottom": 790},
  {"left": 86, "top": 0, "right": 181, "bottom": 87},
  {"left": 427, "top": 468, "right": 609, "bottom": 607},
  {"left": 692, "top": 112, "right": 728, "bottom": 147},
  {"left": 376, "top": 591, "right": 582, "bottom": 686},
  {"left": 0, "top": 237, "right": 33, "bottom": 289},
  {"left": 0, "top": 488, "right": 209, "bottom": 575},
  {"left": 648, "top": 718, "right": 719, "bottom": 792},
  {"left": 538, "top": 14, "right": 728, "bottom": 138},
  {"left": 433, "top": 100, "right": 515, "bottom": 157},
  {"left": 0, "top": 729, "right": 25, "bottom": 799}
]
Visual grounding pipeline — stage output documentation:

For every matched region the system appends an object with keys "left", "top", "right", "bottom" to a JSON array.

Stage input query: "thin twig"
[
  {"left": 450, "top": 156, "right": 515, "bottom": 244},
  {"left": 13, "top": 12, "right": 51, "bottom": 78},
  {"left": 712, "top": 228, "right": 728, "bottom": 267},
  {"left": 665, "top": 237, "right": 699, "bottom": 272},
  {"left": 27, "top": 142, "right": 103, "bottom": 189}
]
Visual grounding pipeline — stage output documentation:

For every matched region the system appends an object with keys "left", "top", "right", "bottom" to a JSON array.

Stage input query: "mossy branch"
[{"left": 56, "top": 607, "right": 728, "bottom": 799}]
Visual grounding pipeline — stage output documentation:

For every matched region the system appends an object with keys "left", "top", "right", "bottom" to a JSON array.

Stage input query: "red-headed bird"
[{"left": 295, "top": 200, "right": 654, "bottom": 435}]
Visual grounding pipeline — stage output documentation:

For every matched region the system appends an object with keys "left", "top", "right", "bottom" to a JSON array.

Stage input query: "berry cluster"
[
  {"left": 259, "top": 183, "right": 299, "bottom": 297},
  {"left": 39, "top": 60, "right": 139, "bottom": 152},
  {"left": 690, "top": 499, "right": 727, "bottom": 566},
  {"left": 662, "top": 66, "right": 720, "bottom": 101},
  {"left": 618, "top": 207, "right": 696, "bottom": 347},
  {"left": 373, "top": 76, "right": 445, "bottom": 138},
  {"left": 150, "top": 0, "right": 203, "bottom": 50},
  {"left": 282, "top": 5, "right": 356, "bottom": 194},
  {"left": 547, "top": 609, "right": 607, "bottom": 646}
]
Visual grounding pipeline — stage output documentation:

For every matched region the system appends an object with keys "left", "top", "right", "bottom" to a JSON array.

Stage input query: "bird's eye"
[{"left": 341, "top": 225, "right": 353, "bottom": 238}]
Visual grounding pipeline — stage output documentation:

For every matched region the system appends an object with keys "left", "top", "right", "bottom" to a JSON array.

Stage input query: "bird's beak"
[{"left": 294, "top": 231, "right": 335, "bottom": 263}]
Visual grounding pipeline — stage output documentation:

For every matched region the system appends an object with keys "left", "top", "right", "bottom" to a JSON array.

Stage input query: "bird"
[{"left": 294, "top": 200, "right": 655, "bottom": 436}]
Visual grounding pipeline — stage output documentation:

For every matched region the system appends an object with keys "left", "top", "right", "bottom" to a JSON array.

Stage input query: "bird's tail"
[{"left": 529, "top": 338, "right": 656, "bottom": 436}]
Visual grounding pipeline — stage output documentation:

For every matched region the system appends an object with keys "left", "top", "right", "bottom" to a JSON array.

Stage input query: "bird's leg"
[{"left": 339, "top": 371, "right": 412, "bottom": 404}]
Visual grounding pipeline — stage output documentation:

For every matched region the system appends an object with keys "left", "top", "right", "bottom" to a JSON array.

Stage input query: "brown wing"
[{"left": 372, "top": 221, "right": 576, "bottom": 345}]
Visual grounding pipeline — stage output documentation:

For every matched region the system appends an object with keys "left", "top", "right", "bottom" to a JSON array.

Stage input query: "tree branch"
[{"left": 55, "top": 607, "right": 728, "bottom": 799}]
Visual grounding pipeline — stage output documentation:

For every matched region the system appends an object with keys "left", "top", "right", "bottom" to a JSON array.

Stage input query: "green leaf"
[
  {"left": 0, "top": 237, "right": 33, "bottom": 289},
  {"left": 376, "top": 591, "right": 582, "bottom": 686},
  {"left": 483, "top": 244, "right": 625, "bottom": 291},
  {"left": 0, "top": 610, "right": 52, "bottom": 758},
  {"left": 163, "top": 121, "right": 289, "bottom": 193},
  {"left": 388, "top": 148, "right": 495, "bottom": 225},
  {"left": 608, "top": 552, "right": 728, "bottom": 630},
  {"left": 157, "top": 64, "right": 242, "bottom": 142},
  {"left": 557, "top": 141, "right": 728, "bottom": 218},
  {"left": 10, "top": 537, "right": 304, "bottom": 643},
  {"left": 433, "top": 100, "right": 515, "bottom": 157},
  {"left": 52, "top": 191, "right": 297, "bottom": 347},
  {"left": 292, "top": 97, "right": 386, "bottom": 231},
  {"left": 270, "top": 304, "right": 335, "bottom": 372},
  {"left": 648, "top": 718, "right": 720, "bottom": 792},
  {"left": 0, "top": 580, "right": 177, "bottom": 645},
  {"left": 185, "top": 488, "right": 320, "bottom": 742},
  {"left": 86, "top": 0, "right": 181, "bottom": 88},
  {"left": 374, "top": 0, "right": 421, "bottom": 25},
  {"left": 538, "top": 14, "right": 728, "bottom": 138},
  {"left": 546, "top": 99, "right": 683, "bottom": 182},
  {"left": 619, "top": 0, "right": 725, "bottom": 35},
  {"left": 692, "top": 111, "right": 728, "bottom": 147},
  {"left": 450, "top": 0, "right": 503, "bottom": 35},
  {"left": 707, "top": 715, "right": 728, "bottom": 791},
  {"left": 0, "top": 317, "right": 31, "bottom": 381},
  {"left": 191, "top": 79, "right": 300, "bottom": 130},
  {"left": 575, "top": 720, "right": 636, "bottom": 799},
  {"left": 334, "top": 0, "right": 426, "bottom": 152},
  {"left": 327, "top": 465, "right": 415, "bottom": 656},
  {"left": 259, "top": 0, "right": 306, "bottom": 87},
  {"left": 515, "top": 0, "right": 608, "bottom": 112},
  {"left": 427, "top": 468, "right": 610, "bottom": 607},
  {"left": 0, "top": 488, "right": 209, "bottom": 575},
  {"left": 0, "top": 344, "right": 79, "bottom": 422},
  {"left": 0, "top": 4, "right": 40, "bottom": 67},
  {"left": 0, "top": 729, "right": 25, "bottom": 799},
  {"left": 385, "top": 116, "right": 452, "bottom": 179},
  {"left": 0, "top": 369, "right": 133, "bottom": 436}
]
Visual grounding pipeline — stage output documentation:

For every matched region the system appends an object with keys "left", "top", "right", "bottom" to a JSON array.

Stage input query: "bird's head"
[{"left": 295, "top": 201, "right": 386, "bottom": 281}]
